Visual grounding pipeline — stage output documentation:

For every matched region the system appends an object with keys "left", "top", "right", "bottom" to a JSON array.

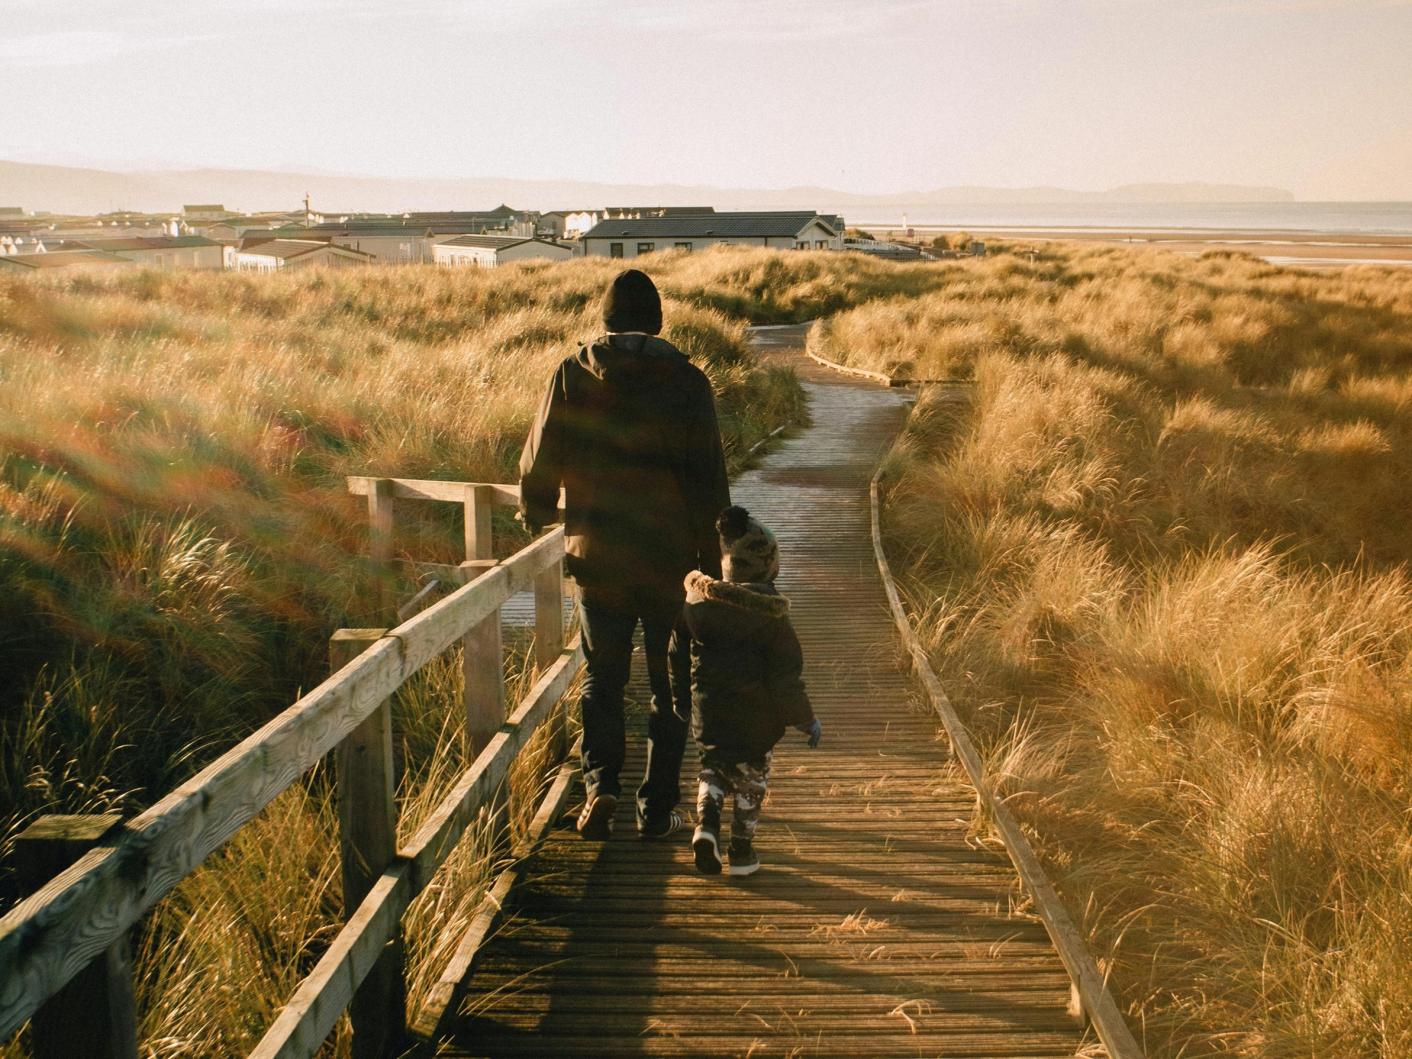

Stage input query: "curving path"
[{"left": 439, "top": 325, "right": 1093, "bottom": 1058}]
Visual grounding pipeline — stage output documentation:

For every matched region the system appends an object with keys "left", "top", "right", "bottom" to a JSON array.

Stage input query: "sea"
[{"left": 814, "top": 202, "right": 1412, "bottom": 235}]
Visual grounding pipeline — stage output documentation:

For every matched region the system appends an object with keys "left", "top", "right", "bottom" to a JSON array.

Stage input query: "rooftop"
[
  {"left": 63, "top": 235, "right": 221, "bottom": 252},
  {"left": 0, "top": 249, "right": 133, "bottom": 269},
  {"left": 403, "top": 205, "right": 519, "bottom": 220},
  {"left": 306, "top": 221, "right": 431, "bottom": 235},
  {"left": 583, "top": 211, "right": 836, "bottom": 240},
  {"left": 239, "top": 239, "right": 373, "bottom": 261},
  {"left": 437, "top": 235, "right": 567, "bottom": 251}
]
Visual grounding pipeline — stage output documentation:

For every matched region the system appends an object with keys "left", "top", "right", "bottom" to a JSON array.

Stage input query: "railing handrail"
[
  {"left": 346, "top": 476, "right": 522, "bottom": 506},
  {"left": 0, "top": 478, "right": 577, "bottom": 1055}
]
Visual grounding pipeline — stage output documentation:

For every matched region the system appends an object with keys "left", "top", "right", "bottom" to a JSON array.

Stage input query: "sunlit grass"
[
  {"left": 873, "top": 244, "right": 1412, "bottom": 1057},
  {"left": 0, "top": 246, "right": 938, "bottom": 1056}
]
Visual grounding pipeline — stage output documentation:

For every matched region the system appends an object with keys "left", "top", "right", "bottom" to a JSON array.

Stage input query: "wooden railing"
[{"left": 0, "top": 478, "right": 583, "bottom": 1059}]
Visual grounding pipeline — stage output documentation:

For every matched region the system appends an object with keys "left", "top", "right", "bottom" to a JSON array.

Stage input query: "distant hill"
[
  {"left": 905, "top": 182, "right": 1296, "bottom": 205},
  {"left": 0, "top": 159, "right": 1296, "bottom": 216}
]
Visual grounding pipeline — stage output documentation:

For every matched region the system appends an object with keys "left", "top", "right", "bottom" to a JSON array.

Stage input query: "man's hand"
[{"left": 796, "top": 718, "right": 822, "bottom": 749}]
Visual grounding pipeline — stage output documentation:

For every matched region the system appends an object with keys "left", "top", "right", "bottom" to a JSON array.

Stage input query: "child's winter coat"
[{"left": 680, "top": 569, "right": 815, "bottom": 763}]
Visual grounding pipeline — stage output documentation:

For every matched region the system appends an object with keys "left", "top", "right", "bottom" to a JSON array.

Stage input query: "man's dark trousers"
[{"left": 578, "top": 588, "right": 690, "bottom": 828}]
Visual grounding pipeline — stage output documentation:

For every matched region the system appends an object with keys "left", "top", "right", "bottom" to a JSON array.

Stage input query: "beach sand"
[{"left": 870, "top": 225, "right": 1412, "bottom": 268}]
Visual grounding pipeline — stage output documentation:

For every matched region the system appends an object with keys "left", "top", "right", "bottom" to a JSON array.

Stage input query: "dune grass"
[
  {"left": 0, "top": 246, "right": 949, "bottom": 1056},
  {"left": 866, "top": 245, "right": 1412, "bottom": 1057}
]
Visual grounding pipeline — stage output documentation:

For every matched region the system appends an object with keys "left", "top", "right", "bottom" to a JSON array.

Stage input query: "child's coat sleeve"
[{"left": 766, "top": 616, "right": 814, "bottom": 728}]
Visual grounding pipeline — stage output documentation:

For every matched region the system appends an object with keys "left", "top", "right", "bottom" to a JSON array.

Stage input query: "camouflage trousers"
[{"left": 696, "top": 753, "right": 772, "bottom": 841}]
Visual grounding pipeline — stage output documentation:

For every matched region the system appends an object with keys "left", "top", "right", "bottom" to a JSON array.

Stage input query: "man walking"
[{"left": 519, "top": 268, "right": 730, "bottom": 839}]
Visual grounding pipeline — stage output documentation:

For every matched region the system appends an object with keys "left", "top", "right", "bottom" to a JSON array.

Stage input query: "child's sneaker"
[
  {"left": 728, "top": 837, "right": 760, "bottom": 876},
  {"left": 693, "top": 826, "right": 722, "bottom": 874}
]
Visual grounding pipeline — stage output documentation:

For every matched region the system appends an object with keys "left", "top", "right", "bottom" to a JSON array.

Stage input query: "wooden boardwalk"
[{"left": 440, "top": 326, "right": 1094, "bottom": 1058}]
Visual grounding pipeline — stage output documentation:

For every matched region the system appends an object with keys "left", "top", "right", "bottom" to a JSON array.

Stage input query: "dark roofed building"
[
  {"left": 183, "top": 204, "right": 229, "bottom": 221},
  {"left": 403, "top": 204, "right": 522, "bottom": 223},
  {"left": 580, "top": 211, "right": 842, "bottom": 258}
]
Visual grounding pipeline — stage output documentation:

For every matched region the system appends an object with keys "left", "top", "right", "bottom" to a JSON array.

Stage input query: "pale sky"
[{"left": 2, "top": 0, "right": 1410, "bottom": 199}]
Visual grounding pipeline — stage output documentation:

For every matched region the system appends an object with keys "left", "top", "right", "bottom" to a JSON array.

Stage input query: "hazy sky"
[{"left": 3, "top": 0, "right": 1410, "bottom": 198}]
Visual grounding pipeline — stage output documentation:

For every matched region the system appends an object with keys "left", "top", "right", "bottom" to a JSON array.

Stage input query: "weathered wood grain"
[
  {"left": 0, "top": 525, "right": 567, "bottom": 1042},
  {"left": 366, "top": 477, "right": 396, "bottom": 623},
  {"left": 0, "top": 633, "right": 405, "bottom": 1041},
  {"left": 463, "top": 611, "right": 505, "bottom": 756},
  {"left": 347, "top": 477, "right": 521, "bottom": 507},
  {"left": 331, "top": 631, "right": 405, "bottom": 1058},
  {"left": 14, "top": 816, "right": 136, "bottom": 1059},
  {"left": 533, "top": 558, "right": 565, "bottom": 673}
]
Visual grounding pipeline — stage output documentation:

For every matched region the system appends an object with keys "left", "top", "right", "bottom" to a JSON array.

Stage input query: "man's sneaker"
[
  {"left": 728, "top": 838, "right": 760, "bottom": 876},
  {"left": 576, "top": 793, "right": 617, "bottom": 840},
  {"left": 638, "top": 809, "right": 685, "bottom": 840},
  {"left": 692, "top": 826, "right": 723, "bottom": 874}
]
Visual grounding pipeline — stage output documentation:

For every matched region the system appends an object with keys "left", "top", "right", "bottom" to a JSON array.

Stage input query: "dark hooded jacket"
[
  {"left": 681, "top": 570, "right": 815, "bottom": 762},
  {"left": 518, "top": 333, "right": 730, "bottom": 598}
]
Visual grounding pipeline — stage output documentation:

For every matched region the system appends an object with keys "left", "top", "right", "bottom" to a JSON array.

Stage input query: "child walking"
[{"left": 681, "top": 506, "right": 822, "bottom": 876}]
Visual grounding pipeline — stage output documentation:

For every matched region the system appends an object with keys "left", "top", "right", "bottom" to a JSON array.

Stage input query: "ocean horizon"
[{"left": 809, "top": 201, "right": 1412, "bottom": 235}]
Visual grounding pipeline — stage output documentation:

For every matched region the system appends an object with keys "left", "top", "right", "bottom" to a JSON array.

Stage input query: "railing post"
[
  {"left": 462, "top": 485, "right": 505, "bottom": 756},
  {"left": 535, "top": 552, "right": 568, "bottom": 760},
  {"left": 534, "top": 555, "right": 565, "bottom": 673},
  {"left": 463, "top": 482, "right": 492, "bottom": 564},
  {"left": 330, "top": 629, "right": 405, "bottom": 1059},
  {"left": 367, "top": 478, "right": 396, "bottom": 624},
  {"left": 14, "top": 815, "right": 137, "bottom": 1059}
]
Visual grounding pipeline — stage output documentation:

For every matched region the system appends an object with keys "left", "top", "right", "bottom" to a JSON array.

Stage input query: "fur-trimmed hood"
[
  {"left": 684, "top": 569, "right": 789, "bottom": 618},
  {"left": 680, "top": 569, "right": 813, "bottom": 760}
]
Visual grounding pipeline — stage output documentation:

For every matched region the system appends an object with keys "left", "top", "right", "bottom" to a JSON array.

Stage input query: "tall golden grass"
[
  {"left": 0, "top": 246, "right": 945, "bottom": 1056},
  {"left": 865, "top": 245, "right": 1412, "bottom": 1056}
]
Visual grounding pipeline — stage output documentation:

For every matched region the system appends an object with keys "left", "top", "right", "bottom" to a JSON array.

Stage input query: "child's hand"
[{"left": 796, "top": 718, "right": 822, "bottom": 748}]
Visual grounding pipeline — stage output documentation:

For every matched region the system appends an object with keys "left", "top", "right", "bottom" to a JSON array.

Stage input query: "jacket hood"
[
  {"left": 578, "top": 333, "right": 686, "bottom": 385},
  {"left": 684, "top": 570, "right": 789, "bottom": 618}
]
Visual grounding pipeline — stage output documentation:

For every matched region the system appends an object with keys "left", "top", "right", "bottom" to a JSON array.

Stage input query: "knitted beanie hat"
[
  {"left": 600, "top": 268, "right": 662, "bottom": 335},
  {"left": 717, "top": 505, "right": 780, "bottom": 584}
]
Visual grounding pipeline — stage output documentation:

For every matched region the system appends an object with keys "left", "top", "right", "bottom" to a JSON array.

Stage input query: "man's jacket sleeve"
[
  {"left": 767, "top": 617, "right": 814, "bottom": 728},
  {"left": 686, "top": 372, "right": 730, "bottom": 577},
  {"left": 518, "top": 365, "right": 566, "bottom": 532}
]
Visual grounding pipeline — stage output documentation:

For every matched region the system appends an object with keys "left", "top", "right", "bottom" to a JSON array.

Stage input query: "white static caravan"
[
  {"left": 432, "top": 235, "right": 575, "bottom": 269},
  {"left": 234, "top": 239, "right": 375, "bottom": 272}
]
